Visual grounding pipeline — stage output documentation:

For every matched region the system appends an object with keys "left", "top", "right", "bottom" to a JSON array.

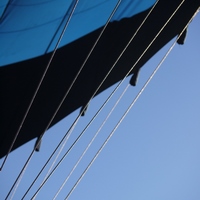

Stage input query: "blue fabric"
[
  {"left": 0, "top": 0, "right": 9, "bottom": 18},
  {"left": 0, "top": 0, "right": 156, "bottom": 66}
]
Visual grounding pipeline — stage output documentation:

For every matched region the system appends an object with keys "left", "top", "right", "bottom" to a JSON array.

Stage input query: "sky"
[{"left": 0, "top": 7, "right": 200, "bottom": 200}]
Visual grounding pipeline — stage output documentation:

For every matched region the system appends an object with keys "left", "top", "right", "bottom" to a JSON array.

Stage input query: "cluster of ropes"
[{"left": 1, "top": 0, "right": 199, "bottom": 199}]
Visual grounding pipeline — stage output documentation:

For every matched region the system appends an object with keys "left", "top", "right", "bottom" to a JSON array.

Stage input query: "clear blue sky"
[{"left": 1, "top": 10, "right": 200, "bottom": 200}]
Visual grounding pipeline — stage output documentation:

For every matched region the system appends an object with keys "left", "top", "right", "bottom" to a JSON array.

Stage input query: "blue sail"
[{"left": 0, "top": 0, "right": 199, "bottom": 158}]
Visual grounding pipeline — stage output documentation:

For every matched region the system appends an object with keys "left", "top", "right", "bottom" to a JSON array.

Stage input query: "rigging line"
[
  {"left": 30, "top": 5, "right": 198, "bottom": 199},
  {"left": 32, "top": 0, "right": 122, "bottom": 170},
  {"left": 56, "top": 0, "right": 184, "bottom": 169},
  {"left": 40, "top": 120, "right": 77, "bottom": 184},
  {"left": 32, "top": 84, "right": 129, "bottom": 200},
  {"left": 24, "top": 1, "right": 163, "bottom": 197},
  {"left": 21, "top": 1, "right": 122, "bottom": 198},
  {"left": 28, "top": 3, "right": 200, "bottom": 200},
  {"left": 14, "top": 0, "right": 184, "bottom": 198},
  {"left": 4, "top": 1, "right": 79, "bottom": 199},
  {"left": 21, "top": 0, "right": 191, "bottom": 198},
  {"left": 62, "top": 0, "right": 160, "bottom": 134},
  {"left": 23, "top": 0, "right": 158, "bottom": 180},
  {"left": 30, "top": 83, "right": 129, "bottom": 199},
  {"left": 5, "top": 151, "right": 35, "bottom": 200},
  {"left": 22, "top": 2, "right": 160, "bottom": 197},
  {"left": 21, "top": 117, "right": 78, "bottom": 200},
  {"left": 12, "top": 0, "right": 188, "bottom": 198},
  {"left": 63, "top": 4, "right": 200, "bottom": 200},
  {"left": 28, "top": 5, "right": 200, "bottom": 199},
  {"left": 28, "top": 0, "right": 158, "bottom": 179},
  {"left": 2, "top": 1, "right": 197, "bottom": 200},
  {"left": 22, "top": 70, "right": 122, "bottom": 200},
  {"left": 64, "top": 19, "right": 193, "bottom": 200},
  {"left": 52, "top": 84, "right": 130, "bottom": 200},
  {"left": 32, "top": 0, "right": 122, "bottom": 149},
  {"left": 0, "top": 0, "right": 79, "bottom": 171},
  {"left": 54, "top": 0, "right": 160, "bottom": 148},
  {"left": 33, "top": 0, "right": 121, "bottom": 184}
]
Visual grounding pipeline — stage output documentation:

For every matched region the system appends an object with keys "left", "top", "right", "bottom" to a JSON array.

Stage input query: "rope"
[
  {"left": 20, "top": 1, "right": 122, "bottom": 199},
  {"left": 4, "top": 1, "right": 79, "bottom": 199},
  {"left": 22, "top": 1, "right": 160, "bottom": 198},
  {"left": 53, "top": 84, "right": 129, "bottom": 200},
  {"left": 30, "top": 0, "right": 164, "bottom": 197},
  {"left": 63, "top": 2, "right": 200, "bottom": 199},
  {"left": 63, "top": 18, "right": 191, "bottom": 200},
  {"left": 22, "top": 70, "right": 122, "bottom": 199},
  {"left": 21, "top": 117, "right": 79, "bottom": 200},
  {"left": 5, "top": 1, "right": 199, "bottom": 199}
]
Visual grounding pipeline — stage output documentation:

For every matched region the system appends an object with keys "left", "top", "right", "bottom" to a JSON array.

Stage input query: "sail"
[{"left": 0, "top": 0, "right": 199, "bottom": 158}]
